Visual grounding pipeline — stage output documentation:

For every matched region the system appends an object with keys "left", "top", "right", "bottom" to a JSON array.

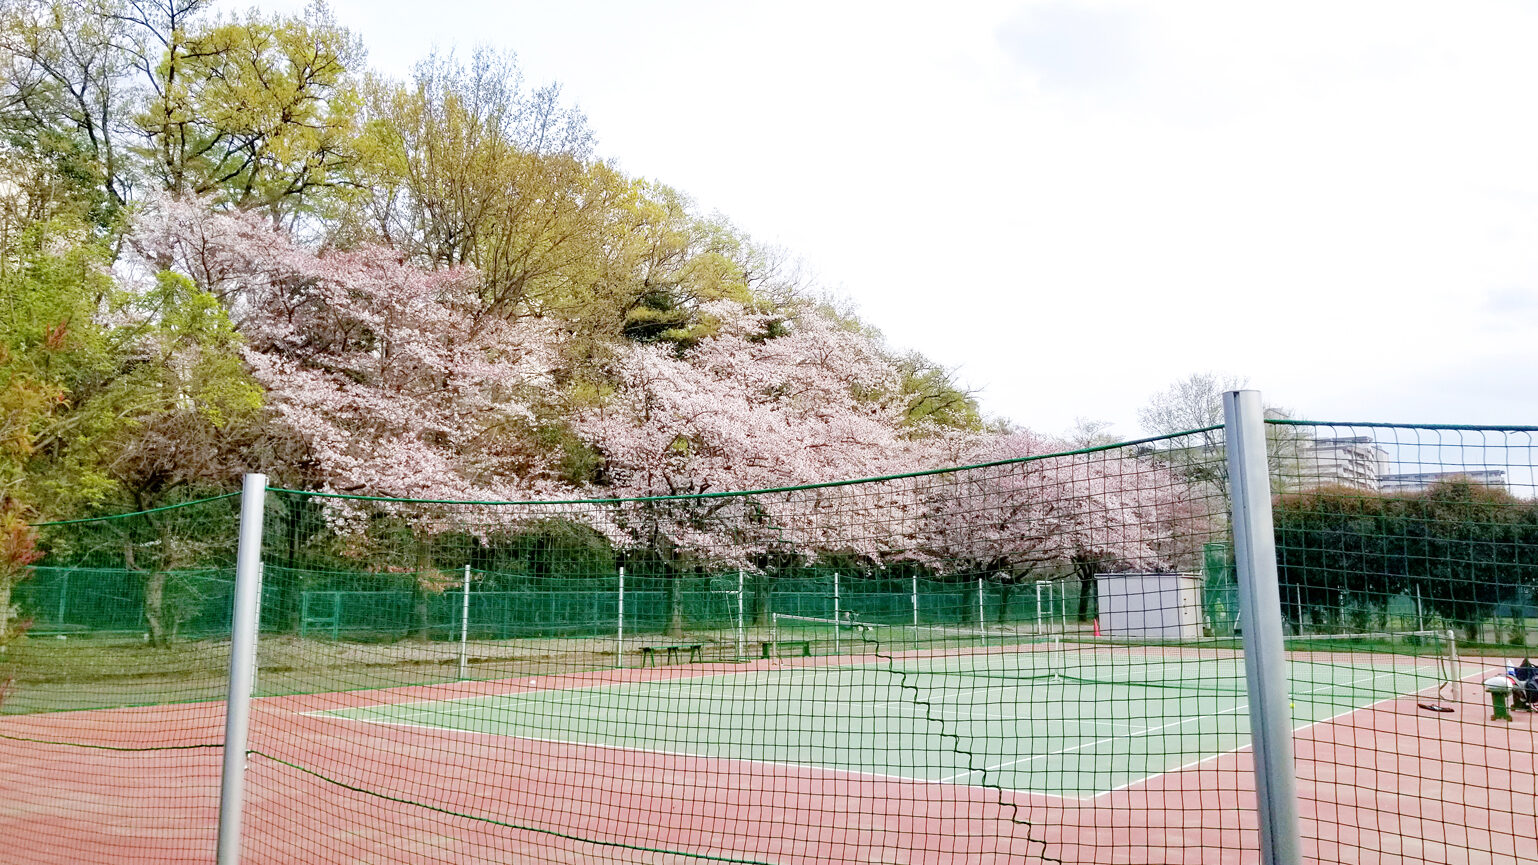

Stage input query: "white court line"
[
  {"left": 367, "top": 692, "right": 1145, "bottom": 735},
  {"left": 936, "top": 709, "right": 1222, "bottom": 783},
  {"left": 298, "top": 665, "right": 859, "bottom": 718},
  {"left": 305, "top": 658, "right": 1461, "bottom": 802},
  {"left": 317, "top": 711, "right": 1089, "bottom": 803},
  {"left": 942, "top": 665, "right": 1435, "bottom": 787},
  {"left": 1089, "top": 664, "right": 1449, "bottom": 799},
  {"left": 362, "top": 688, "right": 1149, "bottom": 730}
]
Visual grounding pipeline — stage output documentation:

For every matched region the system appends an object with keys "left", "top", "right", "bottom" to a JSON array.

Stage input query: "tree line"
[
  {"left": 1, "top": 1, "right": 1216, "bottom": 645},
  {"left": 1275, "top": 478, "right": 1538, "bottom": 642}
]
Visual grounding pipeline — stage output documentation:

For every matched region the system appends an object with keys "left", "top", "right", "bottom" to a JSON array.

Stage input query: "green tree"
[
  {"left": 1399, "top": 479, "right": 1537, "bottom": 641},
  {"left": 138, "top": 4, "right": 364, "bottom": 217},
  {"left": 0, "top": 0, "right": 153, "bottom": 219},
  {"left": 353, "top": 49, "right": 605, "bottom": 307},
  {"left": 29, "top": 266, "right": 263, "bottom": 645},
  {"left": 0, "top": 221, "right": 115, "bottom": 506},
  {"left": 1275, "top": 480, "right": 1538, "bottom": 640},
  {"left": 892, "top": 350, "right": 983, "bottom": 430},
  {"left": 0, "top": 220, "right": 116, "bottom": 651},
  {"left": 1274, "top": 485, "right": 1402, "bottom": 632}
]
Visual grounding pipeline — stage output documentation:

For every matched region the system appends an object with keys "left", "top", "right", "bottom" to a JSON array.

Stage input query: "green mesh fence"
[
  {"left": 1202, "top": 541, "right": 1239, "bottom": 637},
  {"left": 1271, "top": 421, "right": 1537, "bottom": 865},
  {"left": 3, "top": 423, "right": 1536, "bottom": 863}
]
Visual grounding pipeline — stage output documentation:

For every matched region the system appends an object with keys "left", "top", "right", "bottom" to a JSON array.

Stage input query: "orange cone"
[{"left": 1094, "top": 618, "right": 1101, "bottom": 637}]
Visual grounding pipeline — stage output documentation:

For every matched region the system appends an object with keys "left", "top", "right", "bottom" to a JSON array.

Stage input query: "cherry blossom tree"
[
  {"left": 123, "top": 198, "right": 1210, "bottom": 640},
  {"left": 131, "top": 196, "right": 561, "bottom": 504},
  {"left": 572, "top": 299, "right": 948, "bottom": 632},
  {"left": 919, "top": 431, "right": 1213, "bottom": 623},
  {"left": 131, "top": 197, "right": 566, "bottom": 634}
]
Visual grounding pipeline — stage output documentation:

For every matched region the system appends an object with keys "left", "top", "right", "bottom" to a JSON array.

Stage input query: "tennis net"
[{"left": 771, "top": 613, "right": 1459, "bottom": 703}]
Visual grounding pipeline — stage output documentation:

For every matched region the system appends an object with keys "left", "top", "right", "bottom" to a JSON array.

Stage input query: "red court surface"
[{"left": 1, "top": 656, "right": 1533, "bottom": 864}]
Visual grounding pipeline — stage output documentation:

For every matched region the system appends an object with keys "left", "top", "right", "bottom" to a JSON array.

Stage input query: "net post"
[
  {"left": 1446, "top": 628, "right": 1461, "bottom": 691},
  {"left": 1223, "top": 390, "right": 1302, "bottom": 865},
  {"left": 736, "top": 568, "right": 746, "bottom": 662},
  {"left": 216, "top": 473, "right": 266, "bottom": 865},
  {"left": 457, "top": 564, "right": 471, "bottom": 680},
  {"left": 616, "top": 566, "right": 625, "bottom": 669}
]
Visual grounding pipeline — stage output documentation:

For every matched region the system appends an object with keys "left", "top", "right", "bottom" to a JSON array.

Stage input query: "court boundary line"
[
  {"left": 299, "top": 656, "right": 1468, "bottom": 805},
  {"left": 1089, "top": 661, "right": 1479, "bottom": 800},
  {"left": 312, "top": 711, "right": 1094, "bottom": 803}
]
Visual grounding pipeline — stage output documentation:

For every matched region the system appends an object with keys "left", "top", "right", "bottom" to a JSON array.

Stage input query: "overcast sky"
[{"left": 261, "top": 0, "right": 1538, "bottom": 438}]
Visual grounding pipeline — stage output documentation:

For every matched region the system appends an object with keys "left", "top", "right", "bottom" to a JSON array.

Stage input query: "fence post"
[
  {"left": 912, "top": 574, "right": 919, "bottom": 627},
  {"left": 833, "top": 572, "right": 841, "bottom": 656},
  {"left": 1035, "top": 581, "right": 1045, "bottom": 634},
  {"left": 977, "top": 577, "right": 986, "bottom": 647},
  {"left": 1224, "top": 389, "right": 1302, "bottom": 865},
  {"left": 736, "top": 568, "right": 746, "bottom": 662},
  {"left": 458, "top": 565, "right": 472, "bottom": 680},
  {"left": 216, "top": 473, "right": 266, "bottom": 865},
  {"left": 616, "top": 567, "right": 625, "bottom": 669}
]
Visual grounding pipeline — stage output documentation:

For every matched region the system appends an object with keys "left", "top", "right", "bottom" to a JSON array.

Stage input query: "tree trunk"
[
  {"left": 413, "top": 546, "right": 433, "bottom": 642},
  {"left": 282, "top": 499, "right": 303, "bottom": 633},
  {"left": 0, "top": 577, "right": 12, "bottom": 651},
  {"left": 144, "top": 570, "right": 168, "bottom": 647},
  {"left": 412, "top": 586, "right": 431, "bottom": 642},
  {"left": 754, "top": 572, "right": 771, "bottom": 627},
  {"left": 997, "top": 581, "right": 1012, "bottom": 625},
  {"left": 667, "top": 572, "right": 684, "bottom": 638},
  {"left": 1076, "top": 576, "right": 1095, "bottom": 623}
]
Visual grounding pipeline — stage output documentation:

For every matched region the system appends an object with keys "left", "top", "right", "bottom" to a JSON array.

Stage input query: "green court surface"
[{"left": 318, "top": 647, "right": 1453, "bottom": 799}]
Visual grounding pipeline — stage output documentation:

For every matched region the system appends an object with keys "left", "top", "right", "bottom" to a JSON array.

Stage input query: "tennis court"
[
  {"left": 314, "top": 634, "right": 1458, "bottom": 800},
  {"left": 5, "top": 634, "right": 1526, "bottom": 864}
]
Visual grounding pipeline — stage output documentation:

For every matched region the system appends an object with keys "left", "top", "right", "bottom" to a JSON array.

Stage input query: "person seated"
[{"left": 1511, "top": 658, "right": 1538, "bottom": 711}]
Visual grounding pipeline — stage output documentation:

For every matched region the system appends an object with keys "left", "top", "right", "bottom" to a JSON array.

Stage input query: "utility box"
[{"left": 1097, "top": 572, "right": 1204, "bottom": 639}]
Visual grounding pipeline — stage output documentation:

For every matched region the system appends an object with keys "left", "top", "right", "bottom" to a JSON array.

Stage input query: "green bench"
[
  {"left": 761, "top": 639, "right": 812, "bottom": 659},
  {"left": 640, "top": 644, "right": 704, "bottom": 666}
]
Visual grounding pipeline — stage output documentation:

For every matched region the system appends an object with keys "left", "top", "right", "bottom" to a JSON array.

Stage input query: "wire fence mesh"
[{"left": 1, "top": 421, "right": 1535, "bottom": 863}]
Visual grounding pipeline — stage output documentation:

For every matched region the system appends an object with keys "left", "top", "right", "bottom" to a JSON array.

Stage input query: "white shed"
[{"left": 1097, "top": 572, "right": 1204, "bottom": 639}]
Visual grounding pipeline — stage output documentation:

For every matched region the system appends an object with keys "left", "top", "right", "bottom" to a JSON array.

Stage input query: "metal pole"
[
  {"left": 1063, "top": 581, "right": 1071, "bottom": 634},
  {"left": 1416, "top": 585, "right": 1425, "bottom": 633},
  {"left": 833, "top": 573, "right": 841, "bottom": 656},
  {"left": 616, "top": 567, "right": 625, "bottom": 669},
  {"left": 1058, "top": 581, "right": 1068, "bottom": 634},
  {"left": 1036, "top": 581, "right": 1045, "bottom": 635},
  {"left": 1446, "top": 628, "right": 1461, "bottom": 690},
  {"left": 57, "top": 568, "right": 68, "bottom": 625},
  {"left": 1224, "top": 389, "right": 1302, "bottom": 865},
  {"left": 736, "top": 568, "right": 746, "bottom": 662},
  {"left": 458, "top": 565, "right": 472, "bottom": 680},
  {"left": 912, "top": 574, "right": 919, "bottom": 627},
  {"left": 216, "top": 473, "right": 267, "bottom": 865},
  {"left": 977, "top": 577, "right": 986, "bottom": 647}
]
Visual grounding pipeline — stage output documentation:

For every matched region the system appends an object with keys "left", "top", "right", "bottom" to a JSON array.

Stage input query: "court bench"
[
  {"left": 639, "top": 644, "right": 704, "bottom": 666},
  {"left": 761, "top": 639, "right": 812, "bottom": 659}
]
